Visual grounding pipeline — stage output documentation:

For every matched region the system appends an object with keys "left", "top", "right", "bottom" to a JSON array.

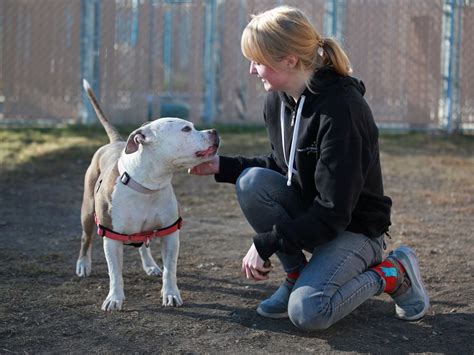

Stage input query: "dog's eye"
[{"left": 181, "top": 126, "right": 192, "bottom": 132}]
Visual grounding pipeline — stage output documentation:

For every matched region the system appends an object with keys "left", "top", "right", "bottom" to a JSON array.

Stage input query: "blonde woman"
[{"left": 190, "top": 6, "right": 429, "bottom": 330}]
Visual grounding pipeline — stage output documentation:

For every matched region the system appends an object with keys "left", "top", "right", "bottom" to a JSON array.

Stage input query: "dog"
[{"left": 76, "top": 79, "right": 219, "bottom": 311}]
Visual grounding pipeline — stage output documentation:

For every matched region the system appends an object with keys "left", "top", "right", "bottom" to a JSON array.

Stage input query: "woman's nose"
[{"left": 249, "top": 61, "right": 257, "bottom": 75}]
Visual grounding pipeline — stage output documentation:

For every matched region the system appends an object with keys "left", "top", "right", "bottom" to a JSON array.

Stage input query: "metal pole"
[
  {"left": 203, "top": 0, "right": 217, "bottom": 124},
  {"left": 324, "top": 0, "right": 346, "bottom": 42},
  {"left": 0, "top": 2, "right": 4, "bottom": 119},
  {"left": 332, "top": 0, "right": 338, "bottom": 37},
  {"left": 324, "top": 0, "right": 334, "bottom": 37},
  {"left": 453, "top": 0, "right": 463, "bottom": 132},
  {"left": 445, "top": 0, "right": 455, "bottom": 133},
  {"left": 80, "top": 0, "right": 101, "bottom": 124},
  {"left": 147, "top": 0, "right": 157, "bottom": 121},
  {"left": 442, "top": 0, "right": 462, "bottom": 133},
  {"left": 163, "top": 1, "right": 173, "bottom": 94}
]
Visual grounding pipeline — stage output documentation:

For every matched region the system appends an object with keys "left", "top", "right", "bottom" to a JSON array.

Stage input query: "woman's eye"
[{"left": 181, "top": 126, "right": 192, "bottom": 132}]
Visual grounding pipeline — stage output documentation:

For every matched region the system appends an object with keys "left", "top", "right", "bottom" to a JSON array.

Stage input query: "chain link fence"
[{"left": 0, "top": 0, "right": 473, "bottom": 132}]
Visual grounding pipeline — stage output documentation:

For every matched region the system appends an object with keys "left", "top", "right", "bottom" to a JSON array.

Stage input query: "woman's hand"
[
  {"left": 241, "top": 243, "right": 273, "bottom": 281},
  {"left": 188, "top": 155, "right": 220, "bottom": 175}
]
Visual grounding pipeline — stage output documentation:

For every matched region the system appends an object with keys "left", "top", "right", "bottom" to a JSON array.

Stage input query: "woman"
[{"left": 190, "top": 6, "right": 429, "bottom": 330}]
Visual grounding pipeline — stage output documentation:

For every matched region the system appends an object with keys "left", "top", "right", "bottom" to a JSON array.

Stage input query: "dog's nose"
[{"left": 208, "top": 129, "right": 219, "bottom": 146}]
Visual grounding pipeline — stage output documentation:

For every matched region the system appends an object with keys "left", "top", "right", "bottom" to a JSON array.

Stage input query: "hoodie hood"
[
  {"left": 278, "top": 67, "right": 366, "bottom": 111},
  {"left": 309, "top": 66, "right": 366, "bottom": 96},
  {"left": 346, "top": 76, "right": 366, "bottom": 96}
]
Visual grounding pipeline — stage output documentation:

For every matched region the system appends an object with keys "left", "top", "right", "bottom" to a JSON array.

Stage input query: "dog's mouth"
[{"left": 195, "top": 144, "right": 218, "bottom": 158}]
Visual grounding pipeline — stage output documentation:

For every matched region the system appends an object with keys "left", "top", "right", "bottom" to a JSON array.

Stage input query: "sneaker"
[
  {"left": 389, "top": 246, "right": 430, "bottom": 321},
  {"left": 256, "top": 280, "right": 293, "bottom": 319}
]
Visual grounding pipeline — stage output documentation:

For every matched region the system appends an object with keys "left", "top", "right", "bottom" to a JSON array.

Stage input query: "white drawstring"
[
  {"left": 280, "top": 103, "right": 289, "bottom": 168},
  {"left": 280, "top": 95, "right": 306, "bottom": 186}
]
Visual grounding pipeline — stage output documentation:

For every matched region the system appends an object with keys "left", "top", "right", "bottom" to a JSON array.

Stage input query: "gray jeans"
[{"left": 236, "top": 167, "right": 385, "bottom": 330}]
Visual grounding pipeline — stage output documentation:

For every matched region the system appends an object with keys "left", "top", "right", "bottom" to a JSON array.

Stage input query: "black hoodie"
[{"left": 215, "top": 67, "right": 392, "bottom": 260}]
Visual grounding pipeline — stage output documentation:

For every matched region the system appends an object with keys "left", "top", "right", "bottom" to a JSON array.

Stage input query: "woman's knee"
[
  {"left": 236, "top": 167, "right": 268, "bottom": 197},
  {"left": 288, "top": 286, "right": 333, "bottom": 331}
]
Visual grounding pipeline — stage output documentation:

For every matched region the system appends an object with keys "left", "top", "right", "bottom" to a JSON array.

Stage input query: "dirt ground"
[{"left": 0, "top": 129, "right": 473, "bottom": 354}]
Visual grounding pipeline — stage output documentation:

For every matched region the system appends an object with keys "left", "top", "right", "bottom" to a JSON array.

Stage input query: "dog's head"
[{"left": 124, "top": 117, "right": 219, "bottom": 170}]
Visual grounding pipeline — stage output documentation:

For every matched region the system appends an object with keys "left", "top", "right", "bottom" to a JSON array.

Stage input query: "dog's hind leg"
[
  {"left": 139, "top": 244, "right": 162, "bottom": 276},
  {"left": 76, "top": 217, "right": 94, "bottom": 277},
  {"left": 76, "top": 165, "right": 98, "bottom": 277}
]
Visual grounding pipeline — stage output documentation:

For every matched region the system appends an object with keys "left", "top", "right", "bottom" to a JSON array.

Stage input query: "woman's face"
[{"left": 249, "top": 60, "right": 290, "bottom": 92}]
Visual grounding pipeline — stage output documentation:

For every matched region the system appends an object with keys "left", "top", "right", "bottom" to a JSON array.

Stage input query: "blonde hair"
[{"left": 241, "top": 6, "right": 352, "bottom": 79}]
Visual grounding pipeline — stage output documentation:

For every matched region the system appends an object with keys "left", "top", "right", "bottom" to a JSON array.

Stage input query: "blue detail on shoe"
[
  {"left": 381, "top": 267, "right": 397, "bottom": 277},
  {"left": 389, "top": 246, "right": 430, "bottom": 321},
  {"left": 256, "top": 280, "right": 293, "bottom": 319}
]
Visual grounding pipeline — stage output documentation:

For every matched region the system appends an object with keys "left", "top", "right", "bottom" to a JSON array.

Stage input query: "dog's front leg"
[
  {"left": 161, "top": 231, "right": 182, "bottom": 306},
  {"left": 102, "top": 238, "right": 125, "bottom": 311}
]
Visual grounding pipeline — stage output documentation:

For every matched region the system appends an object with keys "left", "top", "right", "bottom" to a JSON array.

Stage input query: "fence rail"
[{"left": 0, "top": 0, "right": 473, "bottom": 132}]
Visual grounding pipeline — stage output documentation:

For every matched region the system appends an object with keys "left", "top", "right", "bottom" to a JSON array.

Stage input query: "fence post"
[
  {"left": 324, "top": 0, "right": 346, "bottom": 42},
  {"left": 147, "top": 0, "right": 157, "bottom": 122},
  {"left": 452, "top": 0, "right": 463, "bottom": 133},
  {"left": 0, "top": 1, "right": 4, "bottom": 119},
  {"left": 441, "top": 0, "right": 463, "bottom": 133},
  {"left": 203, "top": 0, "right": 217, "bottom": 124},
  {"left": 80, "top": 0, "right": 101, "bottom": 124},
  {"left": 163, "top": 1, "right": 173, "bottom": 94}
]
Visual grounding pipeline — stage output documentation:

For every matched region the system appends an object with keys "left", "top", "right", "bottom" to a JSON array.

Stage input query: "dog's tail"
[{"left": 83, "top": 79, "right": 123, "bottom": 143}]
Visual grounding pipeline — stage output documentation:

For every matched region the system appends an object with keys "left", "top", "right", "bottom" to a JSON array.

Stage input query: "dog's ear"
[{"left": 125, "top": 130, "right": 146, "bottom": 154}]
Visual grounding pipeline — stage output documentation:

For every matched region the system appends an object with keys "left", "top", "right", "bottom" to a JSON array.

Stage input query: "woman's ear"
[{"left": 285, "top": 55, "right": 299, "bottom": 69}]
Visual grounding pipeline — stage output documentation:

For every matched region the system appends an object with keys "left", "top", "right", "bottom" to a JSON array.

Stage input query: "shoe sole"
[
  {"left": 392, "top": 246, "right": 430, "bottom": 321},
  {"left": 256, "top": 306, "right": 289, "bottom": 319}
]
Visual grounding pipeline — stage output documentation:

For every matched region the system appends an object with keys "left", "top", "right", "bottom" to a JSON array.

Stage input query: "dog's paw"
[
  {"left": 161, "top": 287, "right": 183, "bottom": 307},
  {"left": 101, "top": 293, "right": 125, "bottom": 311},
  {"left": 144, "top": 265, "right": 162, "bottom": 276},
  {"left": 76, "top": 257, "right": 91, "bottom": 277}
]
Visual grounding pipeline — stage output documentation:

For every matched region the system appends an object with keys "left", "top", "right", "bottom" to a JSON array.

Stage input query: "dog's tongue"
[{"left": 196, "top": 146, "right": 215, "bottom": 157}]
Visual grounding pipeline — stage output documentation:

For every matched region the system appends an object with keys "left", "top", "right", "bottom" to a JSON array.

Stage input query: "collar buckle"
[{"left": 120, "top": 172, "right": 130, "bottom": 185}]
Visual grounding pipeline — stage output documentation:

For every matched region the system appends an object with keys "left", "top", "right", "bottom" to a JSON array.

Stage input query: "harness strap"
[{"left": 94, "top": 214, "right": 182, "bottom": 244}]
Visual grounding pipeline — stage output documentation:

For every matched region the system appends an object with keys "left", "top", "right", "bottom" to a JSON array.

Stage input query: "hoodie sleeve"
[
  {"left": 214, "top": 153, "right": 282, "bottom": 184},
  {"left": 253, "top": 105, "right": 374, "bottom": 258}
]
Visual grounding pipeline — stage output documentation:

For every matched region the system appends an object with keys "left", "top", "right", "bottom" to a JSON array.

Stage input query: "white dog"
[{"left": 76, "top": 80, "right": 219, "bottom": 311}]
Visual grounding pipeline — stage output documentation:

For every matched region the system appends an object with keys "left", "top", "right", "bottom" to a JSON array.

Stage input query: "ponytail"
[{"left": 317, "top": 37, "right": 352, "bottom": 76}]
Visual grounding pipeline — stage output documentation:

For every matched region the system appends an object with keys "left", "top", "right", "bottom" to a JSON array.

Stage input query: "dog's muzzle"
[{"left": 196, "top": 130, "right": 219, "bottom": 158}]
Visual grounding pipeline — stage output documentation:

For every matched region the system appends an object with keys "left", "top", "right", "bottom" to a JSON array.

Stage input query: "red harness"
[{"left": 94, "top": 214, "right": 183, "bottom": 246}]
